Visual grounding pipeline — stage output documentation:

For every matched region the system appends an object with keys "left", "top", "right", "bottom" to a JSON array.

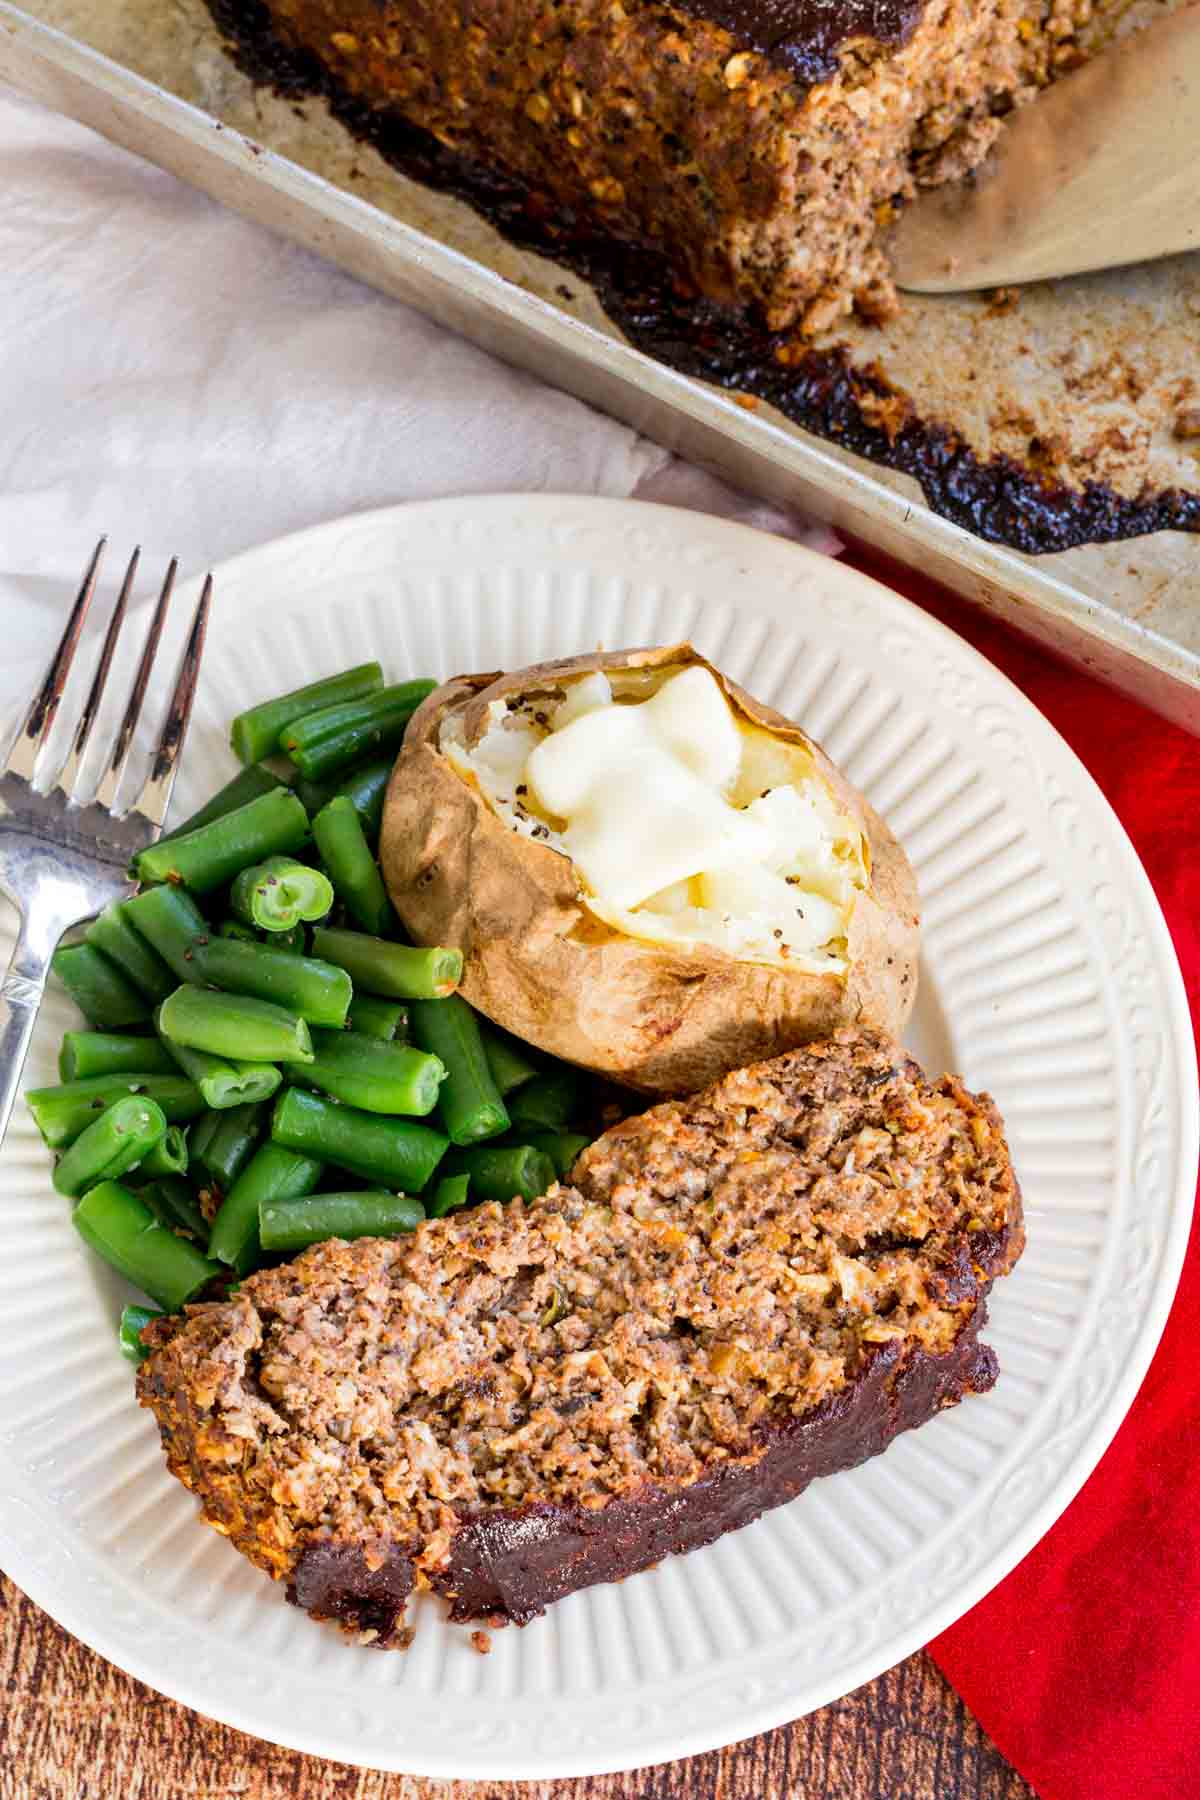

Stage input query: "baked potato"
[{"left": 380, "top": 645, "right": 918, "bottom": 1094}]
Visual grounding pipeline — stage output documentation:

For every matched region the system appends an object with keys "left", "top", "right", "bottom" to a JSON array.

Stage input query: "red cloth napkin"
[{"left": 848, "top": 548, "right": 1200, "bottom": 1800}]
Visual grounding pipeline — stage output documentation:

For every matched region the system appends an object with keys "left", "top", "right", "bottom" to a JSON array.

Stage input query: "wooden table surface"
[{"left": 0, "top": 1574, "right": 1035, "bottom": 1800}]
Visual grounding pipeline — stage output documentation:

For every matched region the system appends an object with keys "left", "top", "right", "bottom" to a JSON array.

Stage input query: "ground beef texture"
[{"left": 137, "top": 1028, "right": 1023, "bottom": 1645}]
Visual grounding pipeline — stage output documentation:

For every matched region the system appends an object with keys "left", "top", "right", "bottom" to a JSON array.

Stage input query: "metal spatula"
[{"left": 890, "top": 6, "right": 1200, "bottom": 293}]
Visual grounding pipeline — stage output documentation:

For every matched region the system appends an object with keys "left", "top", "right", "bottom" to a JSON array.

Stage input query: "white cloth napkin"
[{"left": 0, "top": 89, "right": 835, "bottom": 679}]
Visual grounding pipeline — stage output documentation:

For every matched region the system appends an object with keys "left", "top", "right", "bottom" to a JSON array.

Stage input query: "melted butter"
[{"left": 441, "top": 666, "right": 869, "bottom": 971}]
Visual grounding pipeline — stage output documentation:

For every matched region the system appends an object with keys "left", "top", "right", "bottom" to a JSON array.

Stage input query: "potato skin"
[{"left": 381, "top": 645, "right": 919, "bottom": 1094}]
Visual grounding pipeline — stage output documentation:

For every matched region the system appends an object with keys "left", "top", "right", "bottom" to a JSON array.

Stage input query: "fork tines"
[{"left": 4, "top": 539, "right": 212, "bottom": 829}]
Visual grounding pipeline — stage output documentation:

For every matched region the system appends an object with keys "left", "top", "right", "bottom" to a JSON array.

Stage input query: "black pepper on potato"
[{"left": 380, "top": 644, "right": 919, "bottom": 1094}]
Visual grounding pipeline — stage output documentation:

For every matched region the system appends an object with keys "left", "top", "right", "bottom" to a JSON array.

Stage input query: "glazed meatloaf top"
[
  {"left": 672, "top": 0, "right": 928, "bottom": 83},
  {"left": 138, "top": 1029, "right": 1022, "bottom": 1642}
]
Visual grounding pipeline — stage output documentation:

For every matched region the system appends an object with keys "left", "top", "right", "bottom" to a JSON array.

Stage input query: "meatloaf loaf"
[
  {"left": 224, "top": 0, "right": 1080, "bottom": 333},
  {"left": 137, "top": 1028, "right": 1023, "bottom": 1645}
]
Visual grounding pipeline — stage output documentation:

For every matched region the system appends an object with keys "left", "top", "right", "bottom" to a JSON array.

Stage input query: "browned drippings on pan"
[{"left": 206, "top": 0, "right": 1200, "bottom": 553}]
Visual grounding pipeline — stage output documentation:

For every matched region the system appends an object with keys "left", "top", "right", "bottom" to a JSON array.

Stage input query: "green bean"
[
  {"left": 134, "top": 788, "right": 309, "bottom": 893},
  {"left": 155, "top": 1011, "right": 282, "bottom": 1110},
  {"left": 84, "top": 905, "right": 174, "bottom": 1003},
  {"left": 187, "top": 1110, "right": 220, "bottom": 1164},
  {"left": 312, "top": 796, "right": 392, "bottom": 936},
  {"left": 311, "top": 927, "right": 461, "bottom": 1000},
  {"left": 259, "top": 1190, "right": 424, "bottom": 1253},
  {"left": 27, "top": 1075, "right": 204, "bottom": 1150},
  {"left": 334, "top": 756, "right": 393, "bottom": 841},
  {"left": 73, "top": 1181, "right": 219, "bottom": 1311},
  {"left": 231, "top": 663, "right": 384, "bottom": 765},
  {"left": 507, "top": 1068, "right": 583, "bottom": 1133},
  {"left": 525, "top": 1131, "right": 591, "bottom": 1179},
  {"left": 159, "top": 985, "right": 313, "bottom": 1065},
  {"left": 299, "top": 1029, "right": 444, "bottom": 1115},
  {"left": 426, "top": 1173, "right": 471, "bottom": 1219},
  {"left": 480, "top": 1024, "right": 540, "bottom": 1097},
  {"left": 153, "top": 764, "right": 288, "bottom": 855},
  {"left": 126, "top": 890, "right": 351, "bottom": 1025},
  {"left": 231, "top": 856, "right": 333, "bottom": 933},
  {"left": 140, "top": 1175, "right": 210, "bottom": 1241},
  {"left": 119, "top": 1303, "right": 161, "bottom": 1364},
  {"left": 193, "top": 1101, "right": 266, "bottom": 1194},
  {"left": 209, "top": 1142, "right": 322, "bottom": 1272},
  {"left": 122, "top": 886, "right": 208, "bottom": 976},
  {"left": 137, "top": 1124, "right": 189, "bottom": 1179},
  {"left": 58, "top": 1031, "right": 176, "bottom": 1083},
  {"left": 280, "top": 680, "right": 435, "bottom": 781},
  {"left": 295, "top": 755, "right": 392, "bottom": 839},
  {"left": 441, "top": 1143, "right": 556, "bottom": 1203},
  {"left": 346, "top": 994, "right": 408, "bottom": 1041},
  {"left": 53, "top": 1096, "right": 167, "bottom": 1197},
  {"left": 218, "top": 918, "right": 259, "bottom": 944},
  {"left": 51, "top": 944, "right": 148, "bottom": 1029},
  {"left": 271, "top": 1088, "right": 447, "bottom": 1192},
  {"left": 410, "top": 997, "right": 508, "bottom": 1145}
]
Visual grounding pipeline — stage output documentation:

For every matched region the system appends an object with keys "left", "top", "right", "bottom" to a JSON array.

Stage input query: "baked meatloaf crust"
[
  {"left": 236, "top": 0, "right": 1049, "bottom": 333},
  {"left": 138, "top": 1029, "right": 1023, "bottom": 1645}
]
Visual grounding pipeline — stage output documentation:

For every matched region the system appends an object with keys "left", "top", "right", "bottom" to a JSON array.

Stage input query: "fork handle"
[{"left": 0, "top": 927, "right": 54, "bottom": 1150}]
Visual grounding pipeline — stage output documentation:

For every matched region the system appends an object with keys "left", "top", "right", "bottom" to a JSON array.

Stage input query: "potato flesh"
[{"left": 441, "top": 668, "right": 868, "bottom": 972}]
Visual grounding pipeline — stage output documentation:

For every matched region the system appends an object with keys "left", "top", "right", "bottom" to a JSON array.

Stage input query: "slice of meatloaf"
[
  {"left": 220, "top": 0, "right": 1080, "bottom": 333},
  {"left": 137, "top": 1029, "right": 1022, "bottom": 1645}
]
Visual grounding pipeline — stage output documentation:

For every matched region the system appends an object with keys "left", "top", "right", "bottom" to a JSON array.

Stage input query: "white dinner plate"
[{"left": 0, "top": 496, "right": 1194, "bottom": 1778}]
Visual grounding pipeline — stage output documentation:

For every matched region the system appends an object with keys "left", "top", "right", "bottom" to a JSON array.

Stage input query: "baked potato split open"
[{"left": 381, "top": 645, "right": 919, "bottom": 1093}]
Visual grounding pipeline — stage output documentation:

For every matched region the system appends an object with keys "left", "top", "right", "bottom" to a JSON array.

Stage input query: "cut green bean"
[
  {"left": 137, "top": 1124, "right": 189, "bottom": 1179},
  {"left": 153, "top": 764, "right": 288, "bottom": 854},
  {"left": 427, "top": 1173, "right": 471, "bottom": 1219},
  {"left": 126, "top": 890, "right": 352, "bottom": 1025},
  {"left": 231, "top": 663, "right": 384, "bottom": 765},
  {"left": 311, "top": 927, "right": 461, "bottom": 1000},
  {"left": 259, "top": 1190, "right": 424, "bottom": 1253},
  {"left": 155, "top": 1007, "right": 282, "bottom": 1109},
  {"left": 525, "top": 1131, "right": 591, "bottom": 1179},
  {"left": 122, "top": 886, "right": 209, "bottom": 976},
  {"left": 134, "top": 788, "right": 309, "bottom": 893},
  {"left": 507, "top": 1067, "right": 583, "bottom": 1133},
  {"left": 85, "top": 905, "right": 174, "bottom": 1003},
  {"left": 53, "top": 1096, "right": 167, "bottom": 1197},
  {"left": 73, "top": 1180, "right": 219, "bottom": 1311},
  {"left": 58, "top": 1031, "right": 175, "bottom": 1083},
  {"left": 218, "top": 918, "right": 259, "bottom": 945},
  {"left": 231, "top": 856, "right": 333, "bottom": 934},
  {"left": 410, "top": 996, "right": 508, "bottom": 1145},
  {"left": 280, "top": 680, "right": 435, "bottom": 780},
  {"left": 141, "top": 1176, "right": 209, "bottom": 1241},
  {"left": 190, "top": 937, "right": 348, "bottom": 1024},
  {"left": 271, "top": 1088, "right": 448, "bottom": 1191},
  {"left": 300, "top": 1029, "right": 444, "bottom": 1115},
  {"left": 299, "top": 756, "right": 394, "bottom": 841},
  {"left": 187, "top": 1110, "right": 220, "bottom": 1164},
  {"left": 119, "top": 1303, "right": 161, "bottom": 1364},
  {"left": 312, "top": 796, "right": 392, "bottom": 936},
  {"left": 209, "top": 1141, "right": 322, "bottom": 1272},
  {"left": 441, "top": 1143, "right": 556, "bottom": 1203},
  {"left": 193, "top": 1101, "right": 265, "bottom": 1194},
  {"left": 335, "top": 756, "right": 392, "bottom": 841},
  {"left": 346, "top": 994, "right": 408, "bottom": 1042},
  {"left": 51, "top": 944, "right": 148, "bottom": 1029},
  {"left": 27, "top": 1075, "right": 204, "bottom": 1150},
  {"left": 480, "top": 1024, "right": 540, "bottom": 1097},
  {"left": 159, "top": 985, "right": 313, "bottom": 1065}
]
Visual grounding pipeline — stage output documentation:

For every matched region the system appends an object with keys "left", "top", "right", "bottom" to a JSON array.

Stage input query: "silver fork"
[{"left": 0, "top": 540, "right": 211, "bottom": 1147}]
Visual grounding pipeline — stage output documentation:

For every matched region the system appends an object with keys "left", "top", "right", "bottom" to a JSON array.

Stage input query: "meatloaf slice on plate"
[
  {"left": 226, "top": 0, "right": 1058, "bottom": 334},
  {"left": 138, "top": 1028, "right": 1023, "bottom": 1645}
]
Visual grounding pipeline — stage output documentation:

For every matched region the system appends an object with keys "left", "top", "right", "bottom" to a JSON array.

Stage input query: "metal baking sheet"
[{"left": 2, "top": 0, "right": 1198, "bottom": 730}]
